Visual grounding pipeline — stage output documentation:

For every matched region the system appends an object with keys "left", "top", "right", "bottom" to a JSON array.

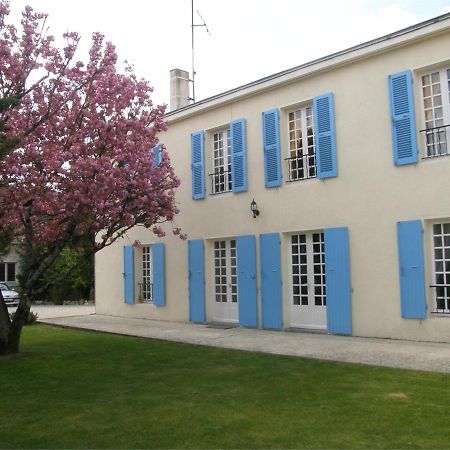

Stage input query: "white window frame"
[
  {"left": 289, "top": 231, "right": 326, "bottom": 329},
  {"left": 210, "top": 128, "right": 232, "bottom": 195},
  {"left": 140, "top": 245, "right": 153, "bottom": 304},
  {"left": 420, "top": 67, "right": 450, "bottom": 158},
  {"left": 430, "top": 221, "right": 450, "bottom": 314},
  {"left": 213, "top": 239, "right": 238, "bottom": 323},
  {"left": 286, "top": 105, "right": 316, "bottom": 182}
]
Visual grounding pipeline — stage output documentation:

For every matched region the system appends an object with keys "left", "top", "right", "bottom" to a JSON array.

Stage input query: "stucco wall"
[{"left": 96, "top": 28, "right": 450, "bottom": 342}]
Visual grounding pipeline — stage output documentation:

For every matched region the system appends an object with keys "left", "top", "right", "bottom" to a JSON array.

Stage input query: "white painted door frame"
[
  {"left": 289, "top": 232, "right": 327, "bottom": 329},
  {"left": 213, "top": 239, "right": 238, "bottom": 323}
]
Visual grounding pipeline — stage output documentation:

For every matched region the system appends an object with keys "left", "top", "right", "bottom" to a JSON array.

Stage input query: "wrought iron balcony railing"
[
  {"left": 285, "top": 155, "right": 317, "bottom": 182},
  {"left": 209, "top": 169, "right": 232, "bottom": 195},
  {"left": 430, "top": 285, "right": 450, "bottom": 314},
  {"left": 138, "top": 282, "right": 153, "bottom": 304},
  {"left": 421, "top": 124, "right": 450, "bottom": 159}
]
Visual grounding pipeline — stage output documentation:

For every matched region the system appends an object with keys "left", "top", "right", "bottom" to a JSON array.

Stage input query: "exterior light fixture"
[{"left": 250, "top": 199, "right": 260, "bottom": 219}]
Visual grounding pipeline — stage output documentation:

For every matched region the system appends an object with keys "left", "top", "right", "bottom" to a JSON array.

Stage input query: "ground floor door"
[
  {"left": 290, "top": 232, "right": 327, "bottom": 329},
  {"left": 141, "top": 245, "right": 152, "bottom": 303},
  {"left": 213, "top": 239, "right": 238, "bottom": 323}
]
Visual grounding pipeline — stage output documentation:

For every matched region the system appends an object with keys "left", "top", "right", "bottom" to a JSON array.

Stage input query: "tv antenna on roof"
[{"left": 191, "top": 0, "right": 211, "bottom": 103}]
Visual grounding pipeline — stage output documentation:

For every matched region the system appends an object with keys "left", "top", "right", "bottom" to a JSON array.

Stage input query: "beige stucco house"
[{"left": 96, "top": 13, "right": 450, "bottom": 343}]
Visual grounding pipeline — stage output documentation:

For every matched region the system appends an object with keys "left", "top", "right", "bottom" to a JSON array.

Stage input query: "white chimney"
[{"left": 170, "top": 69, "right": 191, "bottom": 111}]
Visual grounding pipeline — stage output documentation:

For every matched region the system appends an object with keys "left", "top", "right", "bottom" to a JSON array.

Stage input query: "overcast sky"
[{"left": 10, "top": 0, "right": 450, "bottom": 109}]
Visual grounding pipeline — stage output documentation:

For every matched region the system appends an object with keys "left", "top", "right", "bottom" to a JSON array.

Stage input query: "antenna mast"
[{"left": 191, "top": 0, "right": 210, "bottom": 103}]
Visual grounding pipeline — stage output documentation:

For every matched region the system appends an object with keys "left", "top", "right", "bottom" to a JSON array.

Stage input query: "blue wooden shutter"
[
  {"left": 230, "top": 118, "right": 247, "bottom": 192},
  {"left": 260, "top": 233, "right": 282, "bottom": 329},
  {"left": 324, "top": 227, "right": 351, "bottom": 335},
  {"left": 188, "top": 239, "right": 205, "bottom": 323},
  {"left": 388, "top": 70, "right": 418, "bottom": 165},
  {"left": 314, "top": 93, "right": 337, "bottom": 178},
  {"left": 397, "top": 220, "right": 426, "bottom": 319},
  {"left": 191, "top": 131, "right": 205, "bottom": 200},
  {"left": 152, "top": 243, "right": 165, "bottom": 306},
  {"left": 123, "top": 245, "right": 135, "bottom": 304},
  {"left": 151, "top": 144, "right": 162, "bottom": 168},
  {"left": 262, "top": 109, "right": 282, "bottom": 187},
  {"left": 237, "top": 235, "right": 257, "bottom": 327}
]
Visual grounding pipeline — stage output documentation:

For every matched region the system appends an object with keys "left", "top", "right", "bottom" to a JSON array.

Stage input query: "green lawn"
[{"left": 1, "top": 325, "right": 449, "bottom": 449}]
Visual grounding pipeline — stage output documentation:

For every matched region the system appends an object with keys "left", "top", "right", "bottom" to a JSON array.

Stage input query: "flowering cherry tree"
[{"left": 0, "top": 2, "right": 183, "bottom": 354}]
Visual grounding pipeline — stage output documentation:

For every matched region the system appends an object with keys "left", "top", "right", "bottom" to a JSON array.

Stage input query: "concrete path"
[
  {"left": 40, "top": 313, "right": 450, "bottom": 374},
  {"left": 25, "top": 304, "right": 96, "bottom": 319}
]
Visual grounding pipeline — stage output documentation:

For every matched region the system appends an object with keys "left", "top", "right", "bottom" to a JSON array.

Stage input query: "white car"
[{"left": 0, "top": 283, "right": 20, "bottom": 307}]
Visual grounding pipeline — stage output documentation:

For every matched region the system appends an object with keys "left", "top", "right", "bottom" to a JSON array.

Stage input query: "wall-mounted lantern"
[{"left": 250, "top": 199, "right": 260, "bottom": 219}]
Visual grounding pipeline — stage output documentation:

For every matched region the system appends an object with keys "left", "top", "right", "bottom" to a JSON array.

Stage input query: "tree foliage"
[
  {"left": 45, "top": 245, "right": 94, "bottom": 304},
  {"left": 17, "top": 239, "right": 94, "bottom": 304},
  {"left": 0, "top": 1, "right": 184, "bottom": 354}
]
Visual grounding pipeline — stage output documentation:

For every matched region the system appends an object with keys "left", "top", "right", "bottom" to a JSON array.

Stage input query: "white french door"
[
  {"left": 213, "top": 239, "right": 238, "bottom": 323},
  {"left": 290, "top": 232, "right": 327, "bottom": 329}
]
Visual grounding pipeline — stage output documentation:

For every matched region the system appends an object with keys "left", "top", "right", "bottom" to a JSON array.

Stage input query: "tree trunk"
[
  {"left": 3, "top": 221, "right": 81, "bottom": 354},
  {"left": 6, "top": 296, "right": 29, "bottom": 354},
  {"left": 0, "top": 291, "right": 11, "bottom": 355}
]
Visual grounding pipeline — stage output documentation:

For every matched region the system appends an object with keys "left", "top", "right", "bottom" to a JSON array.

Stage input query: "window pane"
[
  {"left": 431, "top": 72, "right": 440, "bottom": 84},
  {"left": 423, "top": 86, "right": 431, "bottom": 97},
  {"left": 432, "top": 83, "right": 441, "bottom": 95},
  {"left": 7, "top": 263, "right": 15, "bottom": 282},
  {"left": 434, "top": 107, "right": 443, "bottom": 119},
  {"left": 0, "top": 263, "right": 5, "bottom": 282}
]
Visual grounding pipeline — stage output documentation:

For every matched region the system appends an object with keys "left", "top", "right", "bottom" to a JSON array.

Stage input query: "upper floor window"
[
  {"left": 209, "top": 129, "right": 232, "bottom": 195},
  {"left": 191, "top": 119, "right": 247, "bottom": 200},
  {"left": 286, "top": 105, "right": 316, "bottom": 182},
  {"left": 421, "top": 68, "right": 450, "bottom": 158}
]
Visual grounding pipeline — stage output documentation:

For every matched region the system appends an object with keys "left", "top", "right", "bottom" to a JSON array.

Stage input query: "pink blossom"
[{"left": 0, "top": 0, "right": 184, "bottom": 254}]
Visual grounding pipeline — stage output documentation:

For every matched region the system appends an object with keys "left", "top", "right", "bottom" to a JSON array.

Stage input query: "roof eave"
[{"left": 166, "top": 12, "right": 450, "bottom": 123}]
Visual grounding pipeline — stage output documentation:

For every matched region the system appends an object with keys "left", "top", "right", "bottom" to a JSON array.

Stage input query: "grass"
[{"left": 1, "top": 325, "right": 450, "bottom": 449}]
